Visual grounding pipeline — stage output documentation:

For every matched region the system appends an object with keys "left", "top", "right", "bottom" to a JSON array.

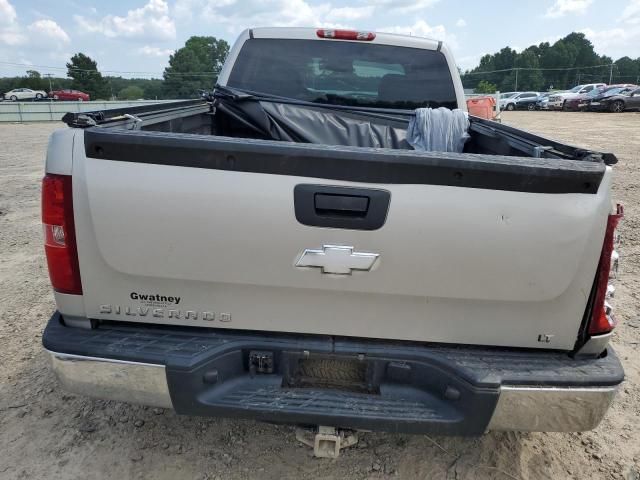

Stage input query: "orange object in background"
[{"left": 466, "top": 96, "right": 496, "bottom": 120}]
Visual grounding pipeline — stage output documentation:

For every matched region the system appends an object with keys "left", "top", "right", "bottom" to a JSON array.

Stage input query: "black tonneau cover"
[
  {"left": 214, "top": 86, "right": 411, "bottom": 149},
  {"left": 212, "top": 86, "right": 616, "bottom": 165}
]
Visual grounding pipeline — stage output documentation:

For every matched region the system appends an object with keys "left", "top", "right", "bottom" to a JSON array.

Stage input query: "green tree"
[
  {"left": 105, "top": 77, "right": 164, "bottom": 100},
  {"left": 463, "top": 32, "right": 615, "bottom": 92},
  {"left": 614, "top": 56, "right": 640, "bottom": 84},
  {"left": 514, "top": 49, "right": 544, "bottom": 91},
  {"left": 162, "top": 36, "right": 230, "bottom": 99},
  {"left": 475, "top": 80, "right": 498, "bottom": 93},
  {"left": 66, "top": 53, "right": 110, "bottom": 99},
  {"left": 118, "top": 85, "right": 144, "bottom": 100},
  {"left": 23, "top": 70, "right": 47, "bottom": 90}
]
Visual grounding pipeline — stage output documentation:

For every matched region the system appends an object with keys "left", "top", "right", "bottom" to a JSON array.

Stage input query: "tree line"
[
  {"left": 2, "top": 32, "right": 639, "bottom": 99},
  {"left": 463, "top": 32, "right": 640, "bottom": 93},
  {"left": 0, "top": 36, "right": 230, "bottom": 100}
]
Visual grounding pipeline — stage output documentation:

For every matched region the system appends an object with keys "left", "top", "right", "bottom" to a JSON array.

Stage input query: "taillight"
[
  {"left": 587, "top": 204, "right": 623, "bottom": 335},
  {"left": 42, "top": 174, "right": 82, "bottom": 295},
  {"left": 316, "top": 29, "right": 376, "bottom": 41}
]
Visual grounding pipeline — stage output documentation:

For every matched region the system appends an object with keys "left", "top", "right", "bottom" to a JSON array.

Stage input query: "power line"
[
  {"left": 463, "top": 63, "right": 615, "bottom": 75},
  {"left": 0, "top": 60, "right": 221, "bottom": 77}
]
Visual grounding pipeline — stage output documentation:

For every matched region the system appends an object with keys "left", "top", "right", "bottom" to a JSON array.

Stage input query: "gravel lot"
[{"left": 0, "top": 112, "right": 639, "bottom": 480}]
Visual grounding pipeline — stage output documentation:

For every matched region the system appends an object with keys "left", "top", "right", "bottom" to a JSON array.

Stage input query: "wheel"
[
  {"left": 53, "top": 95, "right": 59, "bottom": 100},
  {"left": 562, "top": 101, "right": 568, "bottom": 111},
  {"left": 527, "top": 103, "right": 535, "bottom": 111},
  {"left": 35, "top": 93, "right": 43, "bottom": 99},
  {"left": 78, "top": 97, "right": 83, "bottom": 102},
  {"left": 610, "top": 100, "right": 625, "bottom": 113},
  {"left": 10, "top": 95, "right": 17, "bottom": 101},
  {"left": 506, "top": 103, "right": 515, "bottom": 111}
]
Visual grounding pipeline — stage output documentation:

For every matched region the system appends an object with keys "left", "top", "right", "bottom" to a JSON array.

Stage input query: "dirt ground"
[{"left": 0, "top": 112, "right": 639, "bottom": 480}]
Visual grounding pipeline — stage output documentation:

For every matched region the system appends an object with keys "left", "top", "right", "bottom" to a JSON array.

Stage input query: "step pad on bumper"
[{"left": 220, "top": 386, "right": 446, "bottom": 420}]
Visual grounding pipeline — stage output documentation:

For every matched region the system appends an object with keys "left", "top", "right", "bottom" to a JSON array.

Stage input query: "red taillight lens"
[
  {"left": 42, "top": 174, "right": 82, "bottom": 295},
  {"left": 316, "top": 29, "right": 376, "bottom": 41},
  {"left": 588, "top": 204, "right": 623, "bottom": 335}
]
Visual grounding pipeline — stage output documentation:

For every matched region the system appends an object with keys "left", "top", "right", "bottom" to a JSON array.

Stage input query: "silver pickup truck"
[{"left": 42, "top": 27, "right": 624, "bottom": 438}]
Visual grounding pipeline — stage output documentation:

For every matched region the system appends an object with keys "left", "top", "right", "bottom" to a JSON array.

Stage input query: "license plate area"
[{"left": 283, "top": 354, "right": 380, "bottom": 394}]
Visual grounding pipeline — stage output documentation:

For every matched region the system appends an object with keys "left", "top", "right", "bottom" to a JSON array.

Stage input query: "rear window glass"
[{"left": 227, "top": 38, "right": 457, "bottom": 109}]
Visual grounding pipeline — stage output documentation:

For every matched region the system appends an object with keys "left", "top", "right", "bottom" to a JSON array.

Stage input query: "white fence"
[{"left": 0, "top": 100, "right": 186, "bottom": 122}]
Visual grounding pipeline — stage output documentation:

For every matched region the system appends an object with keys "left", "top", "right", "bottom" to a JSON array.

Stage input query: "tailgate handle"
[
  {"left": 314, "top": 193, "right": 369, "bottom": 217},
  {"left": 294, "top": 185, "right": 390, "bottom": 231}
]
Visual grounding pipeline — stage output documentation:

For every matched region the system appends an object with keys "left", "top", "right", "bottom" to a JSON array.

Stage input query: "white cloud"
[
  {"left": 456, "top": 54, "right": 483, "bottom": 71},
  {"left": 578, "top": 0, "right": 640, "bottom": 58},
  {"left": 27, "top": 19, "right": 70, "bottom": 44},
  {"left": 455, "top": 18, "right": 467, "bottom": 28},
  {"left": 324, "top": 6, "right": 375, "bottom": 22},
  {"left": 174, "top": 0, "right": 358, "bottom": 34},
  {"left": 545, "top": 0, "right": 593, "bottom": 18},
  {"left": 75, "top": 0, "right": 176, "bottom": 41},
  {"left": 580, "top": 26, "right": 640, "bottom": 57},
  {"left": 621, "top": 0, "right": 640, "bottom": 24},
  {"left": 0, "top": 0, "right": 25, "bottom": 45},
  {"left": 174, "top": 0, "right": 437, "bottom": 32},
  {"left": 0, "top": 27, "right": 24, "bottom": 45},
  {"left": 138, "top": 45, "right": 174, "bottom": 57},
  {"left": 379, "top": 20, "right": 457, "bottom": 49},
  {"left": 0, "top": 0, "right": 17, "bottom": 25},
  {"left": 368, "top": 0, "right": 440, "bottom": 14}
]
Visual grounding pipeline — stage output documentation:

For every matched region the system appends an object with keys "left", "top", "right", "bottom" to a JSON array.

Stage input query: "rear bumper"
[{"left": 44, "top": 312, "right": 623, "bottom": 434}]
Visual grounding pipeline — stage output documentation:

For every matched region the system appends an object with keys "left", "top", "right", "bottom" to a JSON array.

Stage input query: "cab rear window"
[{"left": 227, "top": 38, "right": 457, "bottom": 110}]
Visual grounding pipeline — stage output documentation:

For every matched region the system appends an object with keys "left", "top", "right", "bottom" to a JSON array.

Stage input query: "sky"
[{"left": 0, "top": 0, "right": 639, "bottom": 78}]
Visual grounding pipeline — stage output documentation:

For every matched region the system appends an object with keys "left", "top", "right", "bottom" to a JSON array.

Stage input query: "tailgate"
[{"left": 71, "top": 128, "right": 611, "bottom": 350}]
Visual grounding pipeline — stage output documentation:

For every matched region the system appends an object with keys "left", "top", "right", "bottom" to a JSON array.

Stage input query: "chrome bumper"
[
  {"left": 48, "top": 351, "right": 173, "bottom": 408},
  {"left": 47, "top": 350, "right": 617, "bottom": 432},
  {"left": 487, "top": 385, "right": 617, "bottom": 432}
]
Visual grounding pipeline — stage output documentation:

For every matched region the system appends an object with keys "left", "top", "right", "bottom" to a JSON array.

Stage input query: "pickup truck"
[{"left": 42, "top": 27, "right": 624, "bottom": 439}]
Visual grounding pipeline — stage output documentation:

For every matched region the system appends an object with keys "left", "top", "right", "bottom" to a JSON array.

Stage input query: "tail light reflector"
[
  {"left": 316, "top": 29, "right": 376, "bottom": 41},
  {"left": 588, "top": 204, "right": 623, "bottom": 335},
  {"left": 42, "top": 174, "right": 82, "bottom": 295}
]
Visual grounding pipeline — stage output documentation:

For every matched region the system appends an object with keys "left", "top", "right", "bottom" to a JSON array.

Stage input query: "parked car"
[
  {"left": 547, "top": 83, "right": 607, "bottom": 110},
  {"left": 500, "top": 91, "right": 539, "bottom": 111},
  {"left": 564, "top": 86, "right": 607, "bottom": 111},
  {"left": 536, "top": 93, "right": 551, "bottom": 110},
  {"left": 514, "top": 93, "right": 545, "bottom": 110},
  {"left": 43, "top": 27, "right": 624, "bottom": 441},
  {"left": 584, "top": 85, "right": 639, "bottom": 112},
  {"left": 497, "top": 92, "right": 518, "bottom": 109},
  {"left": 2, "top": 88, "right": 48, "bottom": 101},
  {"left": 50, "top": 89, "right": 90, "bottom": 101},
  {"left": 596, "top": 86, "right": 640, "bottom": 112}
]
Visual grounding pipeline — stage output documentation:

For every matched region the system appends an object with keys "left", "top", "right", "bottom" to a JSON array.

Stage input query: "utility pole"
[
  {"left": 514, "top": 68, "right": 518, "bottom": 91},
  {"left": 609, "top": 63, "right": 614, "bottom": 85},
  {"left": 45, "top": 74, "right": 53, "bottom": 95}
]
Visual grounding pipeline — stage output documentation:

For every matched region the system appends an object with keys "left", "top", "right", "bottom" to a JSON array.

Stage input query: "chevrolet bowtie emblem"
[{"left": 296, "top": 245, "right": 379, "bottom": 275}]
